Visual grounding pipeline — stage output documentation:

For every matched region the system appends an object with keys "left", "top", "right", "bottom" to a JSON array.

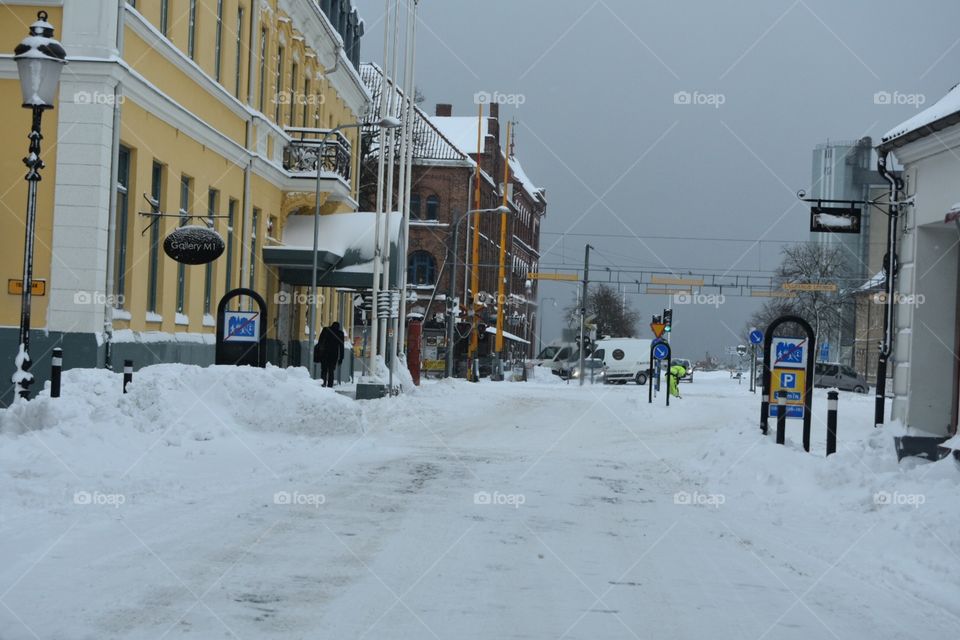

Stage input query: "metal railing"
[{"left": 283, "top": 128, "right": 352, "bottom": 182}]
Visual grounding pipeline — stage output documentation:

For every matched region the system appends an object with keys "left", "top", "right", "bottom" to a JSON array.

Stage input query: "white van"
[{"left": 592, "top": 338, "right": 653, "bottom": 385}]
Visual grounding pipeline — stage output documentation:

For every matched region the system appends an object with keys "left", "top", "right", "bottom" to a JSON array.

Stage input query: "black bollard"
[
  {"left": 123, "top": 359, "right": 133, "bottom": 394},
  {"left": 776, "top": 391, "right": 787, "bottom": 445},
  {"left": 50, "top": 347, "right": 62, "bottom": 398},
  {"left": 826, "top": 390, "right": 839, "bottom": 456}
]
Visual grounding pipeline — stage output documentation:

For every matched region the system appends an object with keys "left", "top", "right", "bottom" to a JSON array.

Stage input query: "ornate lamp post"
[{"left": 11, "top": 12, "right": 66, "bottom": 400}]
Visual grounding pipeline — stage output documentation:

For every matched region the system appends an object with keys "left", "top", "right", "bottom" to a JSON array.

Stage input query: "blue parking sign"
[{"left": 780, "top": 372, "right": 797, "bottom": 389}]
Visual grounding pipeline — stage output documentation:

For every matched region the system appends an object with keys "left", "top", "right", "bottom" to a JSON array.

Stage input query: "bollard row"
[{"left": 768, "top": 389, "right": 840, "bottom": 456}]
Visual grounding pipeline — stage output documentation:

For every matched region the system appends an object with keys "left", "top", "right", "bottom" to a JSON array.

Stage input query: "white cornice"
[
  {"left": 278, "top": 0, "right": 371, "bottom": 117},
  {"left": 888, "top": 123, "right": 960, "bottom": 166}
]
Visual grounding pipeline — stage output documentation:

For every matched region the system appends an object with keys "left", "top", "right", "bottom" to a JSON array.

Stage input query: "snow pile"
[{"left": 0, "top": 364, "right": 363, "bottom": 439}]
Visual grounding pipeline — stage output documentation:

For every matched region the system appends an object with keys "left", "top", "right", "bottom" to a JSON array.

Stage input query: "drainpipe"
[
  {"left": 102, "top": 0, "right": 126, "bottom": 369},
  {"left": 379, "top": 0, "right": 402, "bottom": 360},
  {"left": 240, "top": 3, "right": 260, "bottom": 289},
  {"left": 875, "top": 151, "right": 900, "bottom": 427}
]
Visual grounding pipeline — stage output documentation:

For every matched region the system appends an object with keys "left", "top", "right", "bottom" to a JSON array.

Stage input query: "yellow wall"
[
  {"left": 0, "top": 5, "right": 64, "bottom": 329},
  {"left": 1, "top": 2, "right": 361, "bottom": 343}
]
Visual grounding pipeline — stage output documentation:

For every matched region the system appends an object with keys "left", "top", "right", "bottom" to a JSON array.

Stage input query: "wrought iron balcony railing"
[{"left": 283, "top": 128, "right": 352, "bottom": 183}]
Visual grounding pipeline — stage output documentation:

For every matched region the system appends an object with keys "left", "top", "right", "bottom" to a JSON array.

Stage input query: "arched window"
[
  {"left": 425, "top": 195, "right": 440, "bottom": 221},
  {"left": 408, "top": 250, "right": 437, "bottom": 286},
  {"left": 410, "top": 193, "right": 422, "bottom": 219}
]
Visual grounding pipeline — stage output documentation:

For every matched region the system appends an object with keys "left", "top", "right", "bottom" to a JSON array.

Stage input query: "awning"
[
  {"left": 486, "top": 326, "right": 530, "bottom": 345},
  {"left": 262, "top": 211, "right": 402, "bottom": 288}
]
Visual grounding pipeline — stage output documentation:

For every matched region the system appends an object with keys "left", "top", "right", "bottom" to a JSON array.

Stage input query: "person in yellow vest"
[{"left": 668, "top": 363, "right": 687, "bottom": 398}]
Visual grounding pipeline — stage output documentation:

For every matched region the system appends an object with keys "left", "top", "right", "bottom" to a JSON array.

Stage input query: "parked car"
[
  {"left": 592, "top": 338, "right": 653, "bottom": 385},
  {"left": 673, "top": 358, "right": 694, "bottom": 382},
  {"left": 814, "top": 362, "right": 868, "bottom": 393},
  {"left": 568, "top": 356, "right": 605, "bottom": 383}
]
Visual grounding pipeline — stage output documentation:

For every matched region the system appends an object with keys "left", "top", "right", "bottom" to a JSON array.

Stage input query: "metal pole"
[
  {"left": 50, "top": 347, "right": 62, "bottom": 399},
  {"left": 776, "top": 391, "right": 786, "bottom": 445},
  {"left": 308, "top": 130, "right": 332, "bottom": 380},
  {"left": 445, "top": 213, "right": 463, "bottom": 378},
  {"left": 13, "top": 107, "right": 45, "bottom": 400},
  {"left": 494, "top": 122, "right": 512, "bottom": 378},
  {"left": 467, "top": 105, "right": 484, "bottom": 380},
  {"left": 579, "top": 244, "right": 591, "bottom": 386},
  {"left": 826, "top": 390, "right": 839, "bottom": 456}
]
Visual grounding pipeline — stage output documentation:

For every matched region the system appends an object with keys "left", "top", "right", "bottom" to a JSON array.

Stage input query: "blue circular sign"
[
  {"left": 749, "top": 329, "right": 764, "bottom": 345},
  {"left": 653, "top": 343, "right": 670, "bottom": 360}
]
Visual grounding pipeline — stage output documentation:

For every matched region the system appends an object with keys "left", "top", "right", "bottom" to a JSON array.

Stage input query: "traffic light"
[
  {"left": 652, "top": 314, "right": 662, "bottom": 325},
  {"left": 663, "top": 309, "right": 673, "bottom": 333}
]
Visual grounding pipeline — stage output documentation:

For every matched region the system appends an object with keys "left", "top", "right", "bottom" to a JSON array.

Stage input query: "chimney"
[
  {"left": 435, "top": 103, "right": 452, "bottom": 117},
  {"left": 489, "top": 103, "right": 499, "bottom": 120}
]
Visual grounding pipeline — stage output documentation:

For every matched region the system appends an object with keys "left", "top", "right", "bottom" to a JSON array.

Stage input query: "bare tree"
[
  {"left": 565, "top": 284, "right": 639, "bottom": 338},
  {"left": 743, "top": 243, "right": 854, "bottom": 345}
]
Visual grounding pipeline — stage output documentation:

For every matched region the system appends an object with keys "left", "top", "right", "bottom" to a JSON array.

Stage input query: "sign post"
[
  {"left": 649, "top": 338, "right": 672, "bottom": 406},
  {"left": 760, "top": 315, "right": 816, "bottom": 451},
  {"left": 215, "top": 288, "right": 268, "bottom": 368},
  {"left": 749, "top": 328, "right": 763, "bottom": 393}
]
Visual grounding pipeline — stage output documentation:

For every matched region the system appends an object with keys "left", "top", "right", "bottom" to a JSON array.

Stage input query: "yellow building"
[{"left": 1, "top": 0, "right": 374, "bottom": 400}]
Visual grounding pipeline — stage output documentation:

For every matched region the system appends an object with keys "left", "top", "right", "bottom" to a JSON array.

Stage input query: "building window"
[
  {"left": 426, "top": 195, "right": 440, "bottom": 221},
  {"left": 177, "top": 176, "right": 193, "bottom": 315},
  {"left": 148, "top": 162, "right": 163, "bottom": 314},
  {"left": 226, "top": 198, "right": 237, "bottom": 292},
  {"left": 289, "top": 62, "right": 298, "bottom": 126},
  {"left": 205, "top": 189, "right": 218, "bottom": 314},
  {"left": 214, "top": 0, "right": 224, "bottom": 81},
  {"left": 160, "top": 0, "right": 169, "bottom": 36},
  {"left": 188, "top": 0, "right": 197, "bottom": 60},
  {"left": 113, "top": 146, "right": 131, "bottom": 307},
  {"left": 410, "top": 193, "right": 421, "bottom": 219},
  {"left": 258, "top": 28, "right": 268, "bottom": 112},
  {"left": 234, "top": 6, "right": 244, "bottom": 98},
  {"left": 274, "top": 45, "right": 285, "bottom": 123},
  {"left": 250, "top": 208, "right": 259, "bottom": 291},
  {"left": 408, "top": 251, "right": 437, "bottom": 286}
]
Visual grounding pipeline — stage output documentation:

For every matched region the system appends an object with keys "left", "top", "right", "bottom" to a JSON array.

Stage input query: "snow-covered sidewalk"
[{"left": 1, "top": 366, "right": 957, "bottom": 639}]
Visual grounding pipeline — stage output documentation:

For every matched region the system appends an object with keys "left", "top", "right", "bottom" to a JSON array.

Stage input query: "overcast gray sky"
[{"left": 353, "top": 0, "right": 960, "bottom": 363}]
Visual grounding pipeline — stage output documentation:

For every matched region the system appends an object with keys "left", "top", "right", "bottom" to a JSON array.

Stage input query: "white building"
[{"left": 878, "top": 84, "right": 960, "bottom": 438}]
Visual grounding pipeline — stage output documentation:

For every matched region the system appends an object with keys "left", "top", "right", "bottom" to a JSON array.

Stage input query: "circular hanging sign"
[{"left": 164, "top": 225, "right": 225, "bottom": 265}]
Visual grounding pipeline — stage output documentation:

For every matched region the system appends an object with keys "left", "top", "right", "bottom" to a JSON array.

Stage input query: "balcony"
[{"left": 284, "top": 128, "right": 352, "bottom": 184}]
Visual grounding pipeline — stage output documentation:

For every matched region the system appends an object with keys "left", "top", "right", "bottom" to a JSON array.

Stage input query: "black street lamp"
[{"left": 11, "top": 12, "right": 67, "bottom": 399}]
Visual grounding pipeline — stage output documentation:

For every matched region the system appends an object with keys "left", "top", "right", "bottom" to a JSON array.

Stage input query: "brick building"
[{"left": 360, "top": 64, "right": 547, "bottom": 372}]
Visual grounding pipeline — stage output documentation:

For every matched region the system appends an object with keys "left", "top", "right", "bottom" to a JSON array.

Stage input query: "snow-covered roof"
[
  {"left": 859, "top": 270, "right": 885, "bottom": 292},
  {"left": 359, "top": 63, "right": 471, "bottom": 164},
  {"left": 429, "top": 116, "right": 491, "bottom": 156},
  {"left": 881, "top": 83, "right": 960, "bottom": 146},
  {"left": 509, "top": 157, "right": 545, "bottom": 203},
  {"left": 485, "top": 325, "right": 530, "bottom": 345}
]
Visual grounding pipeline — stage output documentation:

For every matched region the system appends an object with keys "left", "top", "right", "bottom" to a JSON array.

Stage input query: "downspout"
[
  {"left": 875, "top": 151, "right": 901, "bottom": 427},
  {"left": 241, "top": 3, "right": 260, "bottom": 290},
  {"left": 379, "top": 0, "right": 402, "bottom": 359},
  {"left": 103, "top": 0, "right": 125, "bottom": 369}
]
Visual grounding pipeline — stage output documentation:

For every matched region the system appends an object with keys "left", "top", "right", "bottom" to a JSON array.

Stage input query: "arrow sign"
[
  {"left": 650, "top": 322, "right": 666, "bottom": 338},
  {"left": 653, "top": 342, "right": 670, "bottom": 360},
  {"left": 749, "top": 329, "right": 763, "bottom": 345}
]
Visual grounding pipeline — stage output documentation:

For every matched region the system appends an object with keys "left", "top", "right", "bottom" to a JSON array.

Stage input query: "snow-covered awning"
[
  {"left": 859, "top": 270, "right": 885, "bottom": 292},
  {"left": 880, "top": 83, "right": 960, "bottom": 149},
  {"left": 262, "top": 211, "right": 402, "bottom": 289},
  {"left": 486, "top": 326, "right": 530, "bottom": 345}
]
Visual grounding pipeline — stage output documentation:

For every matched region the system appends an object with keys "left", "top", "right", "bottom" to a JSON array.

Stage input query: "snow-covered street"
[{"left": 1, "top": 367, "right": 958, "bottom": 639}]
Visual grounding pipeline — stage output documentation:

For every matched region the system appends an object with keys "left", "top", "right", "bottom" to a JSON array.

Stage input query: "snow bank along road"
[{"left": 1, "top": 365, "right": 958, "bottom": 639}]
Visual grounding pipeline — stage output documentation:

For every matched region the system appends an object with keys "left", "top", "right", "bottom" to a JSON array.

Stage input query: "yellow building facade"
[{"left": 1, "top": 0, "right": 372, "bottom": 399}]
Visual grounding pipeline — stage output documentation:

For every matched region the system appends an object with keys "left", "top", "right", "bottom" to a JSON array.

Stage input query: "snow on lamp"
[{"left": 14, "top": 11, "right": 67, "bottom": 109}]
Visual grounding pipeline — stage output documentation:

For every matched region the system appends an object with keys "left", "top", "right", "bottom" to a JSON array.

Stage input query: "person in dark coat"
[{"left": 314, "top": 321, "right": 345, "bottom": 387}]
